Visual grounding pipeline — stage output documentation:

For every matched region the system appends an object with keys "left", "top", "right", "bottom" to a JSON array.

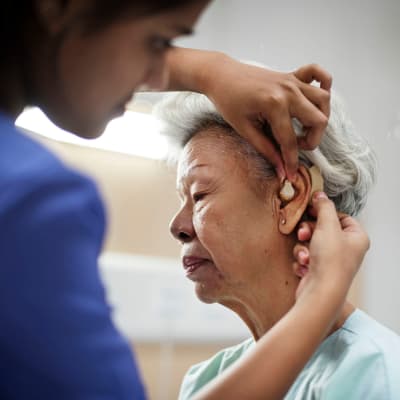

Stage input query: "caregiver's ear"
[{"left": 278, "top": 165, "right": 311, "bottom": 235}]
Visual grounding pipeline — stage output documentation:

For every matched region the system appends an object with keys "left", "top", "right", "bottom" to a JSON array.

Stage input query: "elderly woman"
[{"left": 155, "top": 84, "right": 400, "bottom": 399}]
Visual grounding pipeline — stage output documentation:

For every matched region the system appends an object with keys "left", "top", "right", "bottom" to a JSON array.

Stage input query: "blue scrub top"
[{"left": 0, "top": 113, "right": 146, "bottom": 399}]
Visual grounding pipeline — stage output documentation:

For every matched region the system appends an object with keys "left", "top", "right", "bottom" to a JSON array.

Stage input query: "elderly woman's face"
[{"left": 170, "top": 129, "right": 282, "bottom": 304}]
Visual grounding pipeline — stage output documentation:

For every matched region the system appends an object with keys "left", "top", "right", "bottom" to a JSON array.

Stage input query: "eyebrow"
[
  {"left": 186, "top": 163, "right": 208, "bottom": 174},
  {"left": 176, "top": 163, "right": 210, "bottom": 191},
  {"left": 173, "top": 25, "right": 194, "bottom": 36}
]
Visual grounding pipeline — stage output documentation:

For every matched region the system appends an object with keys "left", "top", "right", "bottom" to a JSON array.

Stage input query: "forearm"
[
  {"left": 193, "top": 279, "right": 347, "bottom": 400},
  {"left": 166, "top": 47, "right": 230, "bottom": 93}
]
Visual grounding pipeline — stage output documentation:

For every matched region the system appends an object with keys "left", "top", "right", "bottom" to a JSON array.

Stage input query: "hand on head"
[
  {"left": 204, "top": 60, "right": 332, "bottom": 181},
  {"left": 293, "top": 192, "right": 370, "bottom": 300}
]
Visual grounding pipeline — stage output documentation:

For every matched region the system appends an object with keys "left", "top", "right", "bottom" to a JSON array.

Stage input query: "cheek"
[
  {"left": 196, "top": 201, "right": 281, "bottom": 272},
  {"left": 193, "top": 205, "right": 245, "bottom": 270}
]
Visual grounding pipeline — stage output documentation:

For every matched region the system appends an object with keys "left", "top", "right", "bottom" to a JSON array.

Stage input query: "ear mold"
[
  {"left": 279, "top": 180, "right": 295, "bottom": 202},
  {"left": 278, "top": 166, "right": 324, "bottom": 204}
]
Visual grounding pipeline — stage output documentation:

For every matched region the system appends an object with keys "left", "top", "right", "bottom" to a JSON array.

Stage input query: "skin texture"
[
  {"left": 0, "top": 1, "right": 368, "bottom": 398},
  {"left": 26, "top": 1, "right": 208, "bottom": 138},
  {"left": 0, "top": 0, "right": 209, "bottom": 133},
  {"left": 167, "top": 50, "right": 332, "bottom": 179},
  {"left": 192, "top": 190, "right": 368, "bottom": 400},
  {"left": 0, "top": 1, "right": 333, "bottom": 179},
  {"left": 170, "top": 128, "right": 354, "bottom": 340}
]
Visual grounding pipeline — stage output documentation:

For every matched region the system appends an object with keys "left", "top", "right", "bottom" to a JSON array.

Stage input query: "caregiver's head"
[
  {"left": 0, "top": 0, "right": 209, "bottom": 137},
  {"left": 155, "top": 82, "right": 376, "bottom": 339}
]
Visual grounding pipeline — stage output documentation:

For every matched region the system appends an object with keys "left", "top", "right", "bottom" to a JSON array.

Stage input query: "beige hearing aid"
[
  {"left": 307, "top": 165, "right": 324, "bottom": 205},
  {"left": 279, "top": 180, "right": 295, "bottom": 202},
  {"left": 279, "top": 166, "right": 324, "bottom": 204}
]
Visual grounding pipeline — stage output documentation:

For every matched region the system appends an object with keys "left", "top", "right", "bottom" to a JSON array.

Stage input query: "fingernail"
[
  {"left": 299, "top": 250, "right": 307, "bottom": 259},
  {"left": 300, "top": 266, "right": 308, "bottom": 276},
  {"left": 313, "top": 191, "right": 327, "bottom": 201},
  {"left": 276, "top": 166, "right": 285, "bottom": 180},
  {"left": 291, "top": 172, "right": 299, "bottom": 183}
]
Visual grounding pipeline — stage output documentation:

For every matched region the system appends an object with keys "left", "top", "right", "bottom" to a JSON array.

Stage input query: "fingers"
[
  {"left": 338, "top": 214, "right": 359, "bottom": 231},
  {"left": 237, "top": 122, "right": 286, "bottom": 179},
  {"left": 293, "top": 244, "right": 310, "bottom": 266},
  {"left": 299, "top": 83, "right": 331, "bottom": 118},
  {"left": 293, "top": 262, "right": 309, "bottom": 278},
  {"left": 290, "top": 96, "right": 329, "bottom": 151},
  {"left": 294, "top": 63, "right": 333, "bottom": 92},
  {"left": 311, "top": 192, "right": 341, "bottom": 231},
  {"left": 297, "top": 221, "right": 315, "bottom": 242},
  {"left": 293, "top": 243, "right": 310, "bottom": 279},
  {"left": 266, "top": 108, "right": 299, "bottom": 180},
  {"left": 292, "top": 65, "right": 331, "bottom": 151},
  {"left": 338, "top": 214, "right": 371, "bottom": 251}
]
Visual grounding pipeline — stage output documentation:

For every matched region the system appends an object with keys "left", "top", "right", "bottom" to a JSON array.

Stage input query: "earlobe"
[{"left": 278, "top": 165, "right": 312, "bottom": 235}]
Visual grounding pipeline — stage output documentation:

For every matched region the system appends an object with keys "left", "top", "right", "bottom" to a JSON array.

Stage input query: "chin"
[
  {"left": 195, "top": 283, "right": 220, "bottom": 304},
  {"left": 41, "top": 106, "right": 106, "bottom": 139},
  {"left": 74, "top": 125, "right": 105, "bottom": 139},
  {"left": 67, "top": 116, "right": 108, "bottom": 139}
]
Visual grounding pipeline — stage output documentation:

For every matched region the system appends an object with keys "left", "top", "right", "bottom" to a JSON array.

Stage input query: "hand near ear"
[
  {"left": 166, "top": 48, "right": 332, "bottom": 180},
  {"left": 293, "top": 192, "right": 369, "bottom": 300}
]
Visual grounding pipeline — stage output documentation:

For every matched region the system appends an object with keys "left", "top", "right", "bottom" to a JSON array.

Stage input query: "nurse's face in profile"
[{"left": 30, "top": 1, "right": 208, "bottom": 138}]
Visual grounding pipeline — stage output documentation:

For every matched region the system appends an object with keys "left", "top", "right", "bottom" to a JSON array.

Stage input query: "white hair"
[{"left": 153, "top": 80, "right": 376, "bottom": 217}]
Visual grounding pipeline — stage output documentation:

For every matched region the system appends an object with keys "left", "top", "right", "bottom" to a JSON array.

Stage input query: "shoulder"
[
  {"left": 336, "top": 309, "right": 400, "bottom": 397},
  {"left": 179, "top": 338, "right": 254, "bottom": 400},
  {"left": 0, "top": 119, "right": 146, "bottom": 399},
  {"left": 287, "top": 309, "right": 400, "bottom": 400},
  {"left": 333, "top": 309, "right": 400, "bottom": 373},
  {"left": 0, "top": 123, "right": 105, "bottom": 231}
]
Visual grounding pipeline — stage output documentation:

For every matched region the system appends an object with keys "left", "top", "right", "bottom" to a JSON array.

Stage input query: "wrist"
[
  {"left": 194, "top": 51, "right": 232, "bottom": 95},
  {"left": 297, "top": 273, "right": 349, "bottom": 312},
  {"left": 166, "top": 48, "right": 230, "bottom": 93}
]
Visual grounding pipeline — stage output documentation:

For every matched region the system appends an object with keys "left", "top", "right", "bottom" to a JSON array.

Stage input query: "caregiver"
[{"left": 0, "top": 1, "right": 367, "bottom": 399}]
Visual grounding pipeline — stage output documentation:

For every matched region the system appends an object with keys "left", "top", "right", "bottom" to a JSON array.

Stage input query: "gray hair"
[{"left": 153, "top": 84, "right": 376, "bottom": 217}]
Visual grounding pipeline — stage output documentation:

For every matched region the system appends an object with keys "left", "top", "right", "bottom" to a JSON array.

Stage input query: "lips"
[{"left": 182, "top": 256, "right": 208, "bottom": 274}]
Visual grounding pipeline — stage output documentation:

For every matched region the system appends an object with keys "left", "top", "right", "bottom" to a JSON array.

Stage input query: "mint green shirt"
[{"left": 179, "top": 310, "right": 400, "bottom": 399}]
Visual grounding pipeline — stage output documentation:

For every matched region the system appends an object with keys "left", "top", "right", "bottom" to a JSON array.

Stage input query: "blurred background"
[{"left": 16, "top": 1, "right": 400, "bottom": 399}]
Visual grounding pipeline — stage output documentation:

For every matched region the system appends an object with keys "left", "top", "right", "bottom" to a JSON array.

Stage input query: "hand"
[
  {"left": 293, "top": 192, "right": 370, "bottom": 299},
  {"left": 205, "top": 58, "right": 332, "bottom": 180}
]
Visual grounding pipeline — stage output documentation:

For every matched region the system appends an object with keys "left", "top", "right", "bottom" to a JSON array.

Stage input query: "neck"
[
  {"left": 224, "top": 290, "right": 354, "bottom": 342},
  {"left": 0, "top": 17, "right": 46, "bottom": 120},
  {"left": 219, "top": 240, "right": 355, "bottom": 341},
  {"left": 0, "top": 63, "right": 27, "bottom": 119},
  {"left": 220, "top": 247, "right": 299, "bottom": 340}
]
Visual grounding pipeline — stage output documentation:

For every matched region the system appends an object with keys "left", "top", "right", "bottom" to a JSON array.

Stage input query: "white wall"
[
  {"left": 99, "top": 253, "right": 249, "bottom": 342},
  {"left": 177, "top": 0, "right": 400, "bottom": 332}
]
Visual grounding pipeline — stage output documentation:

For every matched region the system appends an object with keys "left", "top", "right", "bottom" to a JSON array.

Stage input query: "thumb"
[
  {"left": 234, "top": 122, "right": 285, "bottom": 179},
  {"left": 311, "top": 192, "right": 340, "bottom": 231}
]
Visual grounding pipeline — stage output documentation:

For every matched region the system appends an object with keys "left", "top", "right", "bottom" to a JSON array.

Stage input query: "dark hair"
[
  {"left": 87, "top": 1, "right": 198, "bottom": 25},
  {"left": 0, "top": 0, "right": 199, "bottom": 64}
]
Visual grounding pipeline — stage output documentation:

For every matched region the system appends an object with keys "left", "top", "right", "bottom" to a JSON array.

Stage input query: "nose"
[
  {"left": 142, "top": 56, "right": 169, "bottom": 91},
  {"left": 169, "top": 207, "right": 195, "bottom": 243}
]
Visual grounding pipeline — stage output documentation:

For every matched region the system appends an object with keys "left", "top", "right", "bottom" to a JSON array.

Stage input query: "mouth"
[
  {"left": 111, "top": 94, "right": 135, "bottom": 118},
  {"left": 110, "top": 103, "right": 126, "bottom": 119},
  {"left": 182, "top": 256, "right": 210, "bottom": 277}
]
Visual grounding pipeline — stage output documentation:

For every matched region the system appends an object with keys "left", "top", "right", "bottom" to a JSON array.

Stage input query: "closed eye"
[
  {"left": 149, "top": 36, "right": 173, "bottom": 53},
  {"left": 193, "top": 192, "right": 206, "bottom": 203}
]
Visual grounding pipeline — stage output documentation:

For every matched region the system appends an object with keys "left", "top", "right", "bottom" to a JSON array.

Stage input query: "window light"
[{"left": 15, "top": 106, "right": 168, "bottom": 160}]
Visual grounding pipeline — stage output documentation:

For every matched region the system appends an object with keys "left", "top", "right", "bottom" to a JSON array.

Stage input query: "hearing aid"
[
  {"left": 279, "top": 166, "right": 324, "bottom": 204},
  {"left": 279, "top": 180, "right": 295, "bottom": 202},
  {"left": 307, "top": 166, "right": 324, "bottom": 205}
]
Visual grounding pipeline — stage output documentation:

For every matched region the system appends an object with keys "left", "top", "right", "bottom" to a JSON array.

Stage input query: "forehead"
[{"left": 177, "top": 130, "right": 242, "bottom": 178}]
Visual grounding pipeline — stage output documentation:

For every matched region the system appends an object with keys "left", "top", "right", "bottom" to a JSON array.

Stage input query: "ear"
[
  {"left": 35, "top": 0, "right": 84, "bottom": 34},
  {"left": 278, "top": 165, "right": 311, "bottom": 235}
]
